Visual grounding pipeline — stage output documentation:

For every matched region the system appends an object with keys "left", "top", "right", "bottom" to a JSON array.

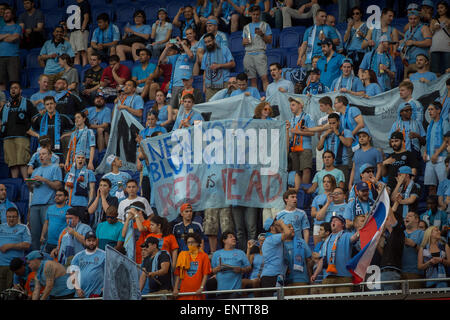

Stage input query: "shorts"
[
  {"left": 0, "top": 56, "right": 20, "bottom": 84},
  {"left": 424, "top": 160, "right": 446, "bottom": 186},
  {"left": 70, "top": 30, "right": 89, "bottom": 52},
  {"left": 313, "top": 224, "right": 321, "bottom": 236},
  {"left": 289, "top": 149, "right": 312, "bottom": 174},
  {"left": 244, "top": 53, "right": 267, "bottom": 79},
  {"left": 430, "top": 51, "right": 450, "bottom": 75},
  {"left": 3, "top": 137, "right": 31, "bottom": 167},
  {"left": 203, "top": 207, "right": 234, "bottom": 235}
]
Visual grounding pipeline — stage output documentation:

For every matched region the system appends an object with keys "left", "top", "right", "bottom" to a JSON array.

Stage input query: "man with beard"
[
  {"left": 70, "top": 231, "right": 106, "bottom": 298},
  {"left": 209, "top": 76, "right": 237, "bottom": 101},
  {"left": 201, "top": 32, "right": 235, "bottom": 101},
  {"left": 383, "top": 131, "right": 420, "bottom": 193},
  {"left": 0, "top": 82, "right": 38, "bottom": 179},
  {"left": 344, "top": 181, "right": 375, "bottom": 230},
  {"left": 159, "top": 37, "right": 195, "bottom": 107},
  {"left": 0, "top": 7, "right": 21, "bottom": 91},
  {"left": 53, "top": 78, "right": 84, "bottom": 120},
  {"left": 132, "top": 48, "right": 157, "bottom": 99},
  {"left": 265, "top": 63, "right": 294, "bottom": 100},
  {"left": 85, "top": 93, "right": 110, "bottom": 152},
  {"left": 316, "top": 38, "right": 345, "bottom": 89},
  {"left": 38, "top": 26, "right": 75, "bottom": 90},
  {"left": 409, "top": 53, "right": 437, "bottom": 83},
  {"left": 401, "top": 211, "right": 424, "bottom": 289},
  {"left": 113, "top": 80, "right": 143, "bottom": 122},
  {"left": 391, "top": 166, "right": 420, "bottom": 219}
]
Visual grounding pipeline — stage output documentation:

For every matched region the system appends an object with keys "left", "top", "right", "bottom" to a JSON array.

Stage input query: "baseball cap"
[
  {"left": 357, "top": 127, "right": 371, "bottom": 136},
  {"left": 95, "top": 91, "right": 104, "bottom": 98},
  {"left": 180, "top": 203, "right": 192, "bottom": 213},
  {"left": 310, "top": 68, "right": 321, "bottom": 74},
  {"left": 444, "top": 131, "right": 450, "bottom": 138},
  {"left": 182, "top": 75, "right": 192, "bottom": 80},
  {"left": 85, "top": 231, "right": 97, "bottom": 240},
  {"left": 341, "top": 58, "right": 353, "bottom": 66},
  {"left": 407, "top": 3, "right": 420, "bottom": 10},
  {"left": 26, "top": 250, "right": 44, "bottom": 261},
  {"left": 360, "top": 163, "right": 375, "bottom": 174},
  {"left": 398, "top": 166, "right": 413, "bottom": 175},
  {"left": 421, "top": 0, "right": 434, "bottom": 8},
  {"left": 288, "top": 96, "right": 304, "bottom": 105},
  {"left": 330, "top": 214, "right": 346, "bottom": 225},
  {"left": 390, "top": 131, "right": 404, "bottom": 140},
  {"left": 379, "top": 34, "right": 392, "bottom": 43},
  {"left": 318, "top": 38, "right": 333, "bottom": 46},
  {"left": 356, "top": 181, "right": 370, "bottom": 191},
  {"left": 263, "top": 218, "right": 275, "bottom": 231},
  {"left": 158, "top": 7, "right": 167, "bottom": 14},
  {"left": 408, "top": 9, "right": 421, "bottom": 17}
]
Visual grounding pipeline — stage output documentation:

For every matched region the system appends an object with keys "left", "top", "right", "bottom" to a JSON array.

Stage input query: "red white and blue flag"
[{"left": 346, "top": 187, "right": 390, "bottom": 283}]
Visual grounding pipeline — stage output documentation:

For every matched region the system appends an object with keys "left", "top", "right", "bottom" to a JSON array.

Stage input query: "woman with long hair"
[
  {"left": 311, "top": 174, "right": 337, "bottom": 245},
  {"left": 149, "top": 8, "right": 172, "bottom": 59},
  {"left": 58, "top": 54, "right": 79, "bottom": 93},
  {"left": 151, "top": 89, "right": 174, "bottom": 130},
  {"left": 146, "top": 215, "right": 179, "bottom": 269},
  {"left": 430, "top": 1, "right": 450, "bottom": 76},
  {"left": 65, "top": 112, "right": 96, "bottom": 171},
  {"left": 116, "top": 10, "right": 151, "bottom": 62},
  {"left": 344, "top": 6, "right": 368, "bottom": 72},
  {"left": 253, "top": 102, "right": 274, "bottom": 120},
  {"left": 361, "top": 69, "right": 383, "bottom": 97},
  {"left": 418, "top": 226, "right": 450, "bottom": 288}
]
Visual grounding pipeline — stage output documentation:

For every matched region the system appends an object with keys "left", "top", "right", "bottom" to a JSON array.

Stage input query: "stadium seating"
[
  {"left": 229, "top": 32, "right": 245, "bottom": 53},
  {"left": 279, "top": 28, "right": 301, "bottom": 49}
]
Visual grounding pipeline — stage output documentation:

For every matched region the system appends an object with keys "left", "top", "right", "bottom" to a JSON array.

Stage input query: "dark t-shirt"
[
  {"left": 56, "top": 91, "right": 84, "bottom": 117},
  {"left": 84, "top": 66, "right": 103, "bottom": 89},
  {"left": 88, "top": 195, "right": 119, "bottom": 225},
  {"left": 380, "top": 209, "right": 405, "bottom": 270},
  {"left": 142, "top": 251, "right": 173, "bottom": 292},
  {"left": 395, "top": 183, "right": 420, "bottom": 217},
  {"left": 2, "top": 97, "right": 38, "bottom": 138},
  {"left": 18, "top": 9, "right": 44, "bottom": 33},
  {"left": 386, "top": 151, "right": 420, "bottom": 190},
  {"left": 70, "top": 0, "right": 91, "bottom": 30},
  {"left": 31, "top": 113, "right": 74, "bottom": 152}
]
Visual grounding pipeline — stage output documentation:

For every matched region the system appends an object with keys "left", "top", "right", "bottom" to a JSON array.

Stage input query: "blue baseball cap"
[
  {"left": 398, "top": 166, "right": 413, "bottom": 175},
  {"left": 407, "top": 3, "right": 420, "bottom": 10},
  {"left": 331, "top": 214, "right": 346, "bottom": 225},
  {"left": 341, "top": 58, "right": 353, "bottom": 66},
  {"left": 421, "top": 0, "right": 434, "bottom": 8},
  {"left": 356, "top": 181, "right": 369, "bottom": 191},
  {"left": 26, "top": 250, "right": 44, "bottom": 261},
  {"left": 360, "top": 163, "right": 375, "bottom": 174},
  {"left": 408, "top": 9, "right": 421, "bottom": 17},
  {"left": 357, "top": 127, "right": 371, "bottom": 136},
  {"left": 264, "top": 218, "right": 275, "bottom": 231}
]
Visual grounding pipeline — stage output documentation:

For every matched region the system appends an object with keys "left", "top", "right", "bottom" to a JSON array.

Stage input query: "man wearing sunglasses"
[
  {"left": 344, "top": 181, "right": 375, "bottom": 230},
  {"left": 95, "top": 205, "right": 124, "bottom": 251}
]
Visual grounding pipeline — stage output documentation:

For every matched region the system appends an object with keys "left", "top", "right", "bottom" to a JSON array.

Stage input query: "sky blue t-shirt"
[
  {"left": 320, "top": 231, "right": 353, "bottom": 278},
  {"left": 312, "top": 168, "right": 345, "bottom": 195},
  {"left": 198, "top": 31, "right": 229, "bottom": 50},
  {"left": 0, "top": 223, "right": 31, "bottom": 266},
  {"left": 0, "top": 23, "right": 22, "bottom": 57},
  {"left": 64, "top": 168, "right": 95, "bottom": 207},
  {"left": 365, "top": 83, "right": 383, "bottom": 96},
  {"left": 230, "top": 87, "right": 261, "bottom": 99},
  {"left": 359, "top": 50, "right": 396, "bottom": 91},
  {"left": 0, "top": 200, "right": 17, "bottom": 225},
  {"left": 86, "top": 106, "right": 112, "bottom": 127},
  {"left": 212, "top": 248, "right": 250, "bottom": 291},
  {"left": 102, "top": 171, "right": 131, "bottom": 202},
  {"left": 58, "top": 222, "right": 92, "bottom": 263},
  {"left": 266, "top": 79, "right": 294, "bottom": 98},
  {"left": 331, "top": 76, "right": 365, "bottom": 93},
  {"left": 323, "top": 129, "right": 353, "bottom": 166},
  {"left": 91, "top": 24, "right": 120, "bottom": 44},
  {"left": 122, "top": 94, "right": 144, "bottom": 122},
  {"left": 152, "top": 21, "right": 172, "bottom": 43},
  {"left": 201, "top": 45, "right": 234, "bottom": 85},
  {"left": 302, "top": 25, "right": 338, "bottom": 64},
  {"left": 410, "top": 71, "right": 437, "bottom": 83},
  {"left": 261, "top": 233, "right": 285, "bottom": 277},
  {"left": 276, "top": 209, "right": 310, "bottom": 240},
  {"left": 45, "top": 204, "right": 70, "bottom": 245},
  {"left": 352, "top": 147, "right": 383, "bottom": 183},
  {"left": 402, "top": 229, "right": 424, "bottom": 274},
  {"left": 312, "top": 195, "right": 346, "bottom": 225},
  {"left": 128, "top": 24, "right": 151, "bottom": 37},
  {"left": 172, "top": 110, "right": 204, "bottom": 130},
  {"left": 71, "top": 248, "right": 105, "bottom": 297},
  {"left": 96, "top": 221, "right": 125, "bottom": 250},
  {"left": 284, "top": 237, "right": 312, "bottom": 284},
  {"left": 428, "top": 119, "right": 450, "bottom": 158},
  {"left": 317, "top": 52, "right": 345, "bottom": 88},
  {"left": 168, "top": 53, "right": 195, "bottom": 88},
  {"left": 69, "top": 128, "right": 96, "bottom": 160},
  {"left": 28, "top": 150, "right": 60, "bottom": 169},
  {"left": 132, "top": 63, "right": 157, "bottom": 88},
  {"left": 40, "top": 40, "right": 75, "bottom": 75},
  {"left": 344, "top": 199, "right": 372, "bottom": 221},
  {"left": 30, "top": 90, "right": 56, "bottom": 111},
  {"left": 31, "top": 164, "right": 62, "bottom": 206},
  {"left": 290, "top": 112, "right": 315, "bottom": 150},
  {"left": 249, "top": 253, "right": 264, "bottom": 280}
]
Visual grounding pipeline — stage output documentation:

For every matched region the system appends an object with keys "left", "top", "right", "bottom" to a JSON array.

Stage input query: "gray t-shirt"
[
  {"left": 18, "top": 9, "right": 44, "bottom": 33},
  {"left": 62, "top": 67, "right": 80, "bottom": 93}
]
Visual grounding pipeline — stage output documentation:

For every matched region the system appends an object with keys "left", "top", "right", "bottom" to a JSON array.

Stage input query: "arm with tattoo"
[{"left": 40, "top": 262, "right": 56, "bottom": 300}]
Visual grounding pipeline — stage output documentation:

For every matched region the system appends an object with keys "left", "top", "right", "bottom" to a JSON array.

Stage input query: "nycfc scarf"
[
  {"left": 204, "top": 46, "right": 225, "bottom": 88},
  {"left": 423, "top": 243, "right": 447, "bottom": 287},
  {"left": 67, "top": 128, "right": 90, "bottom": 170},
  {"left": 325, "top": 132, "right": 344, "bottom": 165},
  {"left": 305, "top": 82, "right": 326, "bottom": 95},
  {"left": 1, "top": 97, "right": 27, "bottom": 133},
  {"left": 39, "top": 112, "right": 61, "bottom": 150},
  {"left": 292, "top": 236, "right": 306, "bottom": 272},
  {"left": 401, "top": 180, "right": 415, "bottom": 218},
  {"left": 323, "top": 230, "right": 344, "bottom": 275},
  {"left": 333, "top": 74, "right": 355, "bottom": 92},
  {"left": 426, "top": 117, "right": 444, "bottom": 157},
  {"left": 354, "top": 198, "right": 373, "bottom": 217},
  {"left": 98, "top": 23, "right": 114, "bottom": 44},
  {"left": 306, "top": 25, "right": 317, "bottom": 63}
]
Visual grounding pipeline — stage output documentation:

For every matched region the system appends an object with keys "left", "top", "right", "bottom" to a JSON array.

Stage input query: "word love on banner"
[{"left": 141, "top": 119, "right": 288, "bottom": 221}]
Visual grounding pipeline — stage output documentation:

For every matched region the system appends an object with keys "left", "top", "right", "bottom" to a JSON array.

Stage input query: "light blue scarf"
[
  {"left": 40, "top": 112, "right": 61, "bottom": 150},
  {"left": 204, "top": 45, "right": 225, "bottom": 88},
  {"left": 423, "top": 243, "right": 447, "bottom": 288},
  {"left": 426, "top": 117, "right": 444, "bottom": 157},
  {"left": 292, "top": 236, "right": 306, "bottom": 273},
  {"left": 401, "top": 180, "right": 415, "bottom": 218},
  {"left": 334, "top": 74, "right": 354, "bottom": 92}
]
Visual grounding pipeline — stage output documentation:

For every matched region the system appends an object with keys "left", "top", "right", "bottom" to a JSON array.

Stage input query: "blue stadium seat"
[
  {"left": 28, "top": 68, "right": 45, "bottom": 90},
  {"left": 266, "top": 49, "right": 284, "bottom": 67},
  {"left": 3, "top": 183, "right": 17, "bottom": 201},
  {"left": 232, "top": 51, "right": 245, "bottom": 74},
  {"left": 3, "top": 0, "right": 14, "bottom": 7},
  {"left": 63, "top": 0, "right": 78, "bottom": 6},
  {"left": 280, "top": 28, "right": 300, "bottom": 49},
  {"left": 22, "top": 88, "right": 35, "bottom": 98},
  {"left": 91, "top": 7, "right": 115, "bottom": 25},
  {"left": 229, "top": 32, "right": 244, "bottom": 53},
  {"left": 30, "top": 136, "right": 39, "bottom": 155},
  {"left": 167, "top": 1, "right": 183, "bottom": 19},
  {"left": 121, "top": 60, "right": 135, "bottom": 71},
  {"left": 115, "top": 5, "right": 137, "bottom": 23},
  {"left": 20, "top": 183, "right": 30, "bottom": 203},
  {"left": 0, "top": 178, "right": 23, "bottom": 201},
  {"left": 45, "top": 10, "right": 65, "bottom": 30},
  {"left": 74, "top": 64, "right": 83, "bottom": 79},
  {"left": 144, "top": 4, "right": 161, "bottom": 22},
  {"left": 324, "top": 3, "right": 339, "bottom": 19},
  {"left": 26, "top": 52, "right": 41, "bottom": 69},
  {"left": 0, "top": 163, "right": 9, "bottom": 179},
  {"left": 89, "top": 0, "right": 108, "bottom": 7},
  {"left": 267, "top": 28, "right": 280, "bottom": 49},
  {"left": 285, "top": 49, "right": 299, "bottom": 68},
  {"left": 40, "top": 0, "right": 61, "bottom": 11},
  {"left": 143, "top": 100, "right": 155, "bottom": 120},
  {"left": 193, "top": 75, "right": 203, "bottom": 90},
  {"left": 20, "top": 72, "right": 28, "bottom": 88},
  {"left": 171, "top": 27, "right": 180, "bottom": 38},
  {"left": 16, "top": 201, "right": 29, "bottom": 224}
]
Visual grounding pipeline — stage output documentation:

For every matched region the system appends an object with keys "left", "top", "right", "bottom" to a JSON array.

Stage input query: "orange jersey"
[
  {"left": 134, "top": 220, "right": 151, "bottom": 264},
  {"left": 145, "top": 233, "right": 179, "bottom": 253},
  {"left": 175, "top": 251, "right": 211, "bottom": 300}
]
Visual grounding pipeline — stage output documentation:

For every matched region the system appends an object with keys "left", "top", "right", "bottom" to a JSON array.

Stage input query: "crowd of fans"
[{"left": 0, "top": 0, "right": 450, "bottom": 300}]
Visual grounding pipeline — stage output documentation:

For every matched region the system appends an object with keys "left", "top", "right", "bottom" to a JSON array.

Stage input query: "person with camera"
[{"left": 173, "top": 5, "right": 201, "bottom": 38}]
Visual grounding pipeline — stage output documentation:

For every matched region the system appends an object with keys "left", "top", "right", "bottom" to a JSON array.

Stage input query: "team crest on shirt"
[
  {"left": 18, "top": 113, "right": 25, "bottom": 120},
  {"left": 187, "top": 261, "right": 199, "bottom": 277},
  {"left": 94, "top": 257, "right": 99, "bottom": 263},
  {"left": 401, "top": 155, "right": 407, "bottom": 160}
]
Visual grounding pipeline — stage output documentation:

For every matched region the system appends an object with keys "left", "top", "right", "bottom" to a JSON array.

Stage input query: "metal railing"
[{"left": 68, "top": 277, "right": 450, "bottom": 300}]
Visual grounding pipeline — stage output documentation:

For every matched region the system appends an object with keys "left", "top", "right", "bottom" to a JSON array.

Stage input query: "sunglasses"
[{"left": 353, "top": 12, "right": 361, "bottom": 15}]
